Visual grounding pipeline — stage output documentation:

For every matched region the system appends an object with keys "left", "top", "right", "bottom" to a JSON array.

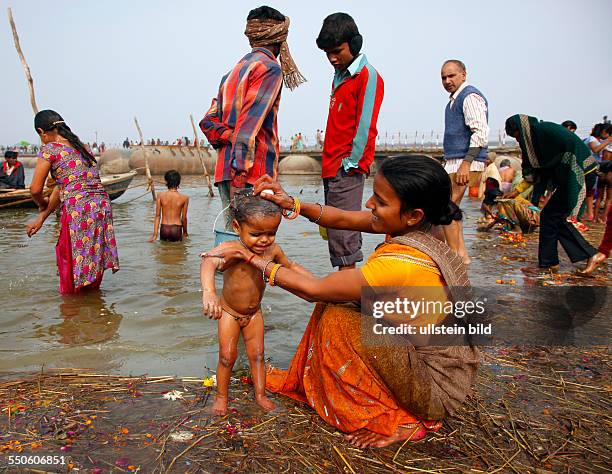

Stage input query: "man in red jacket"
[{"left": 316, "top": 13, "right": 384, "bottom": 270}]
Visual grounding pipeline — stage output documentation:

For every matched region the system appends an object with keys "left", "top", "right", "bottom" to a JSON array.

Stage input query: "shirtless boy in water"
[
  {"left": 200, "top": 191, "right": 308, "bottom": 415},
  {"left": 149, "top": 170, "right": 189, "bottom": 242}
]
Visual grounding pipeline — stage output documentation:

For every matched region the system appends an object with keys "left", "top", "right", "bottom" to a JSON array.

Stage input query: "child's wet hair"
[
  {"left": 231, "top": 189, "right": 282, "bottom": 224},
  {"left": 164, "top": 169, "right": 181, "bottom": 189}
]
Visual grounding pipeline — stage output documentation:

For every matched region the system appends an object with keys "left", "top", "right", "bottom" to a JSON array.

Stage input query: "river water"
[{"left": 1, "top": 171, "right": 607, "bottom": 377}]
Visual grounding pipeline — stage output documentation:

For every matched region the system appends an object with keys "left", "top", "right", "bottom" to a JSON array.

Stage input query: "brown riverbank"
[{"left": 1, "top": 346, "right": 610, "bottom": 473}]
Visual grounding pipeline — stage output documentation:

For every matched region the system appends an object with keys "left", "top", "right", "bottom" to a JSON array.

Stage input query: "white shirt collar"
[{"left": 450, "top": 81, "right": 469, "bottom": 101}]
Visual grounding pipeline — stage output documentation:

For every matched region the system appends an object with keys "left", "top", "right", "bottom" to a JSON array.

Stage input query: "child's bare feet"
[
  {"left": 211, "top": 394, "right": 228, "bottom": 415},
  {"left": 255, "top": 395, "right": 277, "bottom": 412}
]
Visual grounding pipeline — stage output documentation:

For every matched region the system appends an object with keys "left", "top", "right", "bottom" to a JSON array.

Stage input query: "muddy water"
[
  {"left": 1, "top": 171, "right": 606, "bottom": 377},
  {"left": 0, "top": 173, "right": 381, "bottom": 376}
]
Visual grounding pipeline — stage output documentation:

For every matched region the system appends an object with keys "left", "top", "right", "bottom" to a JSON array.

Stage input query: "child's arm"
[
  {"left": 200, "top": 255, "right": 223, "bottom": 319},
  {"left": 272, "top": 244, "right": 314, "bottom": 278},
  {"left": 182, "top": 196, "right": 189, "bottom": 238},
  {"left": 149, "top": 196, "right": 162, "bottom": 242}
]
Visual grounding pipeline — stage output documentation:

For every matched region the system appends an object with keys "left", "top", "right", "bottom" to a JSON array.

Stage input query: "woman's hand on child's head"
[
  {"left": 253, "top": 175, "right": 294, "bottom": 210},
  {"left": 202, "top": 289, "right": 222, "bottom": 319}
]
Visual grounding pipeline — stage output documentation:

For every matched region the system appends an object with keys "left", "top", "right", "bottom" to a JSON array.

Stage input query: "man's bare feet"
[
  {"left": 522, "top": 264, "right": 559, "bottom": 277},
  {"left": 211, "top": 394, "right": 228, "bottom": 416},
  {"left": 345, "top": 426, "right": 427, "bottom": 448},
  {"left": 577, "top": 252, "right": 607, "bottom": 277},
  {"left": 255, "top": 395, "right": 277, "bottom": 412}
]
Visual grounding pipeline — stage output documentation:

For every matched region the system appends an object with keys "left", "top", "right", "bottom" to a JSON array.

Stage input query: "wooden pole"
[
  {"left": 8, "top": 7, "right": 38, "bottom": 114},
  {"left": 189, "top": 114, "right": 214, "bottom": 197},
  {"left": 133, "top": 117, "right": 156, "bottom": 201},
  {"left": 7, "top": 7, "right": 57, "bottom": 194}
]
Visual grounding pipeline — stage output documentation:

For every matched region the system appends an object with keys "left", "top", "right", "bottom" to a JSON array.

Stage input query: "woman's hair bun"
[{"left": 432, "top": 201, "right": 461, "bottom": 226}]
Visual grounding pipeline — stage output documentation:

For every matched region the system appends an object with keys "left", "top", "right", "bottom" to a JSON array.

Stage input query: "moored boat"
[
  {"left": 0, "top": 170, "right": 137, "bottom": 210},
  {"left": 101, "top": 170, "right": 138, "bottom": 201}
]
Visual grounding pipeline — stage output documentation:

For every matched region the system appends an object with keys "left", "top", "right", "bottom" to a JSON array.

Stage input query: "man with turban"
[
  {"left": 200, "top": 5, "right": 305, "bottom": 229},
  {"left": 0, "top": 150, "right": 25, "bottom": 189}
]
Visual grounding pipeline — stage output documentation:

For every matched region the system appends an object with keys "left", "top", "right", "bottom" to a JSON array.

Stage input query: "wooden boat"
[
  {"left": 0, "top": 170, "right": 137, "bottom": 210},
  {"left": 101, "top": 170, "right": 138, "bottom": 200}
]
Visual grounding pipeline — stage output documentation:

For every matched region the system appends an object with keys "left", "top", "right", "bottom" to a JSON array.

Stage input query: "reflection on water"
[
  {"left": 153, "top": 240, "right": 190, "bottom": 295},
  {"left": 1, "top": 173, "right": 342, "bottom": 376},
  {"left": 44, "top": 292, "right": 123, "bottom": 346}
]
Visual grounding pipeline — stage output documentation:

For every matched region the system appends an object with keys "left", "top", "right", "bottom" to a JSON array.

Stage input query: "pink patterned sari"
[{"left": 39, "top": 143, "right": 119, "bottom": 293}]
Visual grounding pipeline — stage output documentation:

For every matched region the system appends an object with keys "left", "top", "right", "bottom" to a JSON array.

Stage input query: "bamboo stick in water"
[
  {"left": 133, "top": 117, "right": 156, "bottom": 201},
  {"left": 190, "top": 114, "right": 214, "bottom": 197}
]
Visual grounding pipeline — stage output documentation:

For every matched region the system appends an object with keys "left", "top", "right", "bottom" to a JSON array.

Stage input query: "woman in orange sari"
[{"left": 206, "top": 155, "right": 479, "bottom": 448}]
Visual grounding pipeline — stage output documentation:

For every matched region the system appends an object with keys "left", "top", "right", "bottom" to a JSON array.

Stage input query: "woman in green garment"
[{"left": 503, "top": 114, "right": 598, "bottom": 274}]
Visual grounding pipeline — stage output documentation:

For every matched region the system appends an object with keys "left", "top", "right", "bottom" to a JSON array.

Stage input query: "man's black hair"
[
  {"left": 4, "top": 150, "right": 18, "bottom": 159},
  {"left": 164, "top": 169, "right": 181, "bottom": 189},
  {"left": 442, "top": 59, "right": 466, "bottom": 73},
  {"left": 316, "top": 12, "right": 359, "bottom": 50},
  {"left": 247, "top": 6, "right": 285, "bottom": 21},
  {"left": 561, "top": 120, "right": 577, "bottom": 130}
]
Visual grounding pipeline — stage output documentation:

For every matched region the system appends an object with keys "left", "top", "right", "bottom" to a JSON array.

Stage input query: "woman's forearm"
[
  {"left": 30, "top": 159, "right": 52, "bottom": 208},
  {"left": 41, "top": 187, "right": 60, "bottom": 218},
  {"left": 298, "top": 201, "right": 375, "bottom": 233},
  {"left": 251, "top": 254, "right": 362, "bottom": 302},
  {"left": 31, "top": 187, "right": 47, "bottom": 210}
]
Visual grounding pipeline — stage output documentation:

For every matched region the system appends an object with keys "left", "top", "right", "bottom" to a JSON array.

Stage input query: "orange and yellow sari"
[{"left": 267, "top": 237, "right": 479, "bottom": 438}]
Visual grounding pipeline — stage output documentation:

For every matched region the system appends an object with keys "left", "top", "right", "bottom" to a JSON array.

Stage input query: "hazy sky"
[{"left": 1, "top": 0, "right": 611, "bottom": 146}]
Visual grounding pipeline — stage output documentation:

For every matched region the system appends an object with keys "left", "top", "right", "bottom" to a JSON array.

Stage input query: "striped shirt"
[
  {"left": 443, "top": 158, "right": 485, "bottom": 173},
  {"left": 200, "top": 48, "right": 283, "bottom": 185},
  {"left": 449, "top": 82, "right": 489, "bottom": 149}
]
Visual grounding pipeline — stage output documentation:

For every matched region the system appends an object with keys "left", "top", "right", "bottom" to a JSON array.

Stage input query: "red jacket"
[{"left": 321, "top": 55, "right": 384, "bottom": 178}]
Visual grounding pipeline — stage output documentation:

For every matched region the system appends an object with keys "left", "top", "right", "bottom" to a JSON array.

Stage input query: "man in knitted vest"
[{"left": 441, "top": 59, "right": 489, "bottom": 264}]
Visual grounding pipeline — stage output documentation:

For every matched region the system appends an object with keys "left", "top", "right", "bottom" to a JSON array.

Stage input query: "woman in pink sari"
[{"left": 27, "top": 110, "right": 119, "bottom": 293}]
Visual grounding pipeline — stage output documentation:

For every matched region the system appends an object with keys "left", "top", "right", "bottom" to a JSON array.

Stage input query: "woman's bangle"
[
  {"left": 268, "top": 263, "right": 282, "bottom": 286},
  {"left": 262, "top": 260, "right": 274, "bottom": 282},
  {"left": 282, "top": 197, "right": 301, "bottom": 220},
  {"left": 282, "top": 197, "right": 295, "bottom": 218},
  {"left": 309, "top": 203, "right": 324, "bottom": 224}
]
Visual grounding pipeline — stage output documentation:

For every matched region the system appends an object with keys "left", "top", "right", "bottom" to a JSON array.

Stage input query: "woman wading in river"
[
  {"left": 204, "top": 155, "right": 479, "bottom": 448},
  {"left": 27, "top": 110, "right": 119, "bottom": 293}
]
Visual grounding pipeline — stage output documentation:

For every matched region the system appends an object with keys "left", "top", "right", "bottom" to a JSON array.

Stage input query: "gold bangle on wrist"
[
  {"left": 268, "top": 263, "right": 282, "bottom": 286},
  {"left": 282, "top": 197, "right": 301, "bottom": 220},
  {"left": 262, "top": 260, "right": 274, "bottom": 283}
]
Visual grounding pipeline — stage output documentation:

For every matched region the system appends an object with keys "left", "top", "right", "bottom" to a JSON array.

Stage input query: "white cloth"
[
  {"left": 478, "top": 162, "right": 502, "bottom": 198},
  {"left": 449, "top": 82, "right": 489, "bottom": 148},
  {"left": 444, "top": 158, "right": 485, "bottom": 174}
]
